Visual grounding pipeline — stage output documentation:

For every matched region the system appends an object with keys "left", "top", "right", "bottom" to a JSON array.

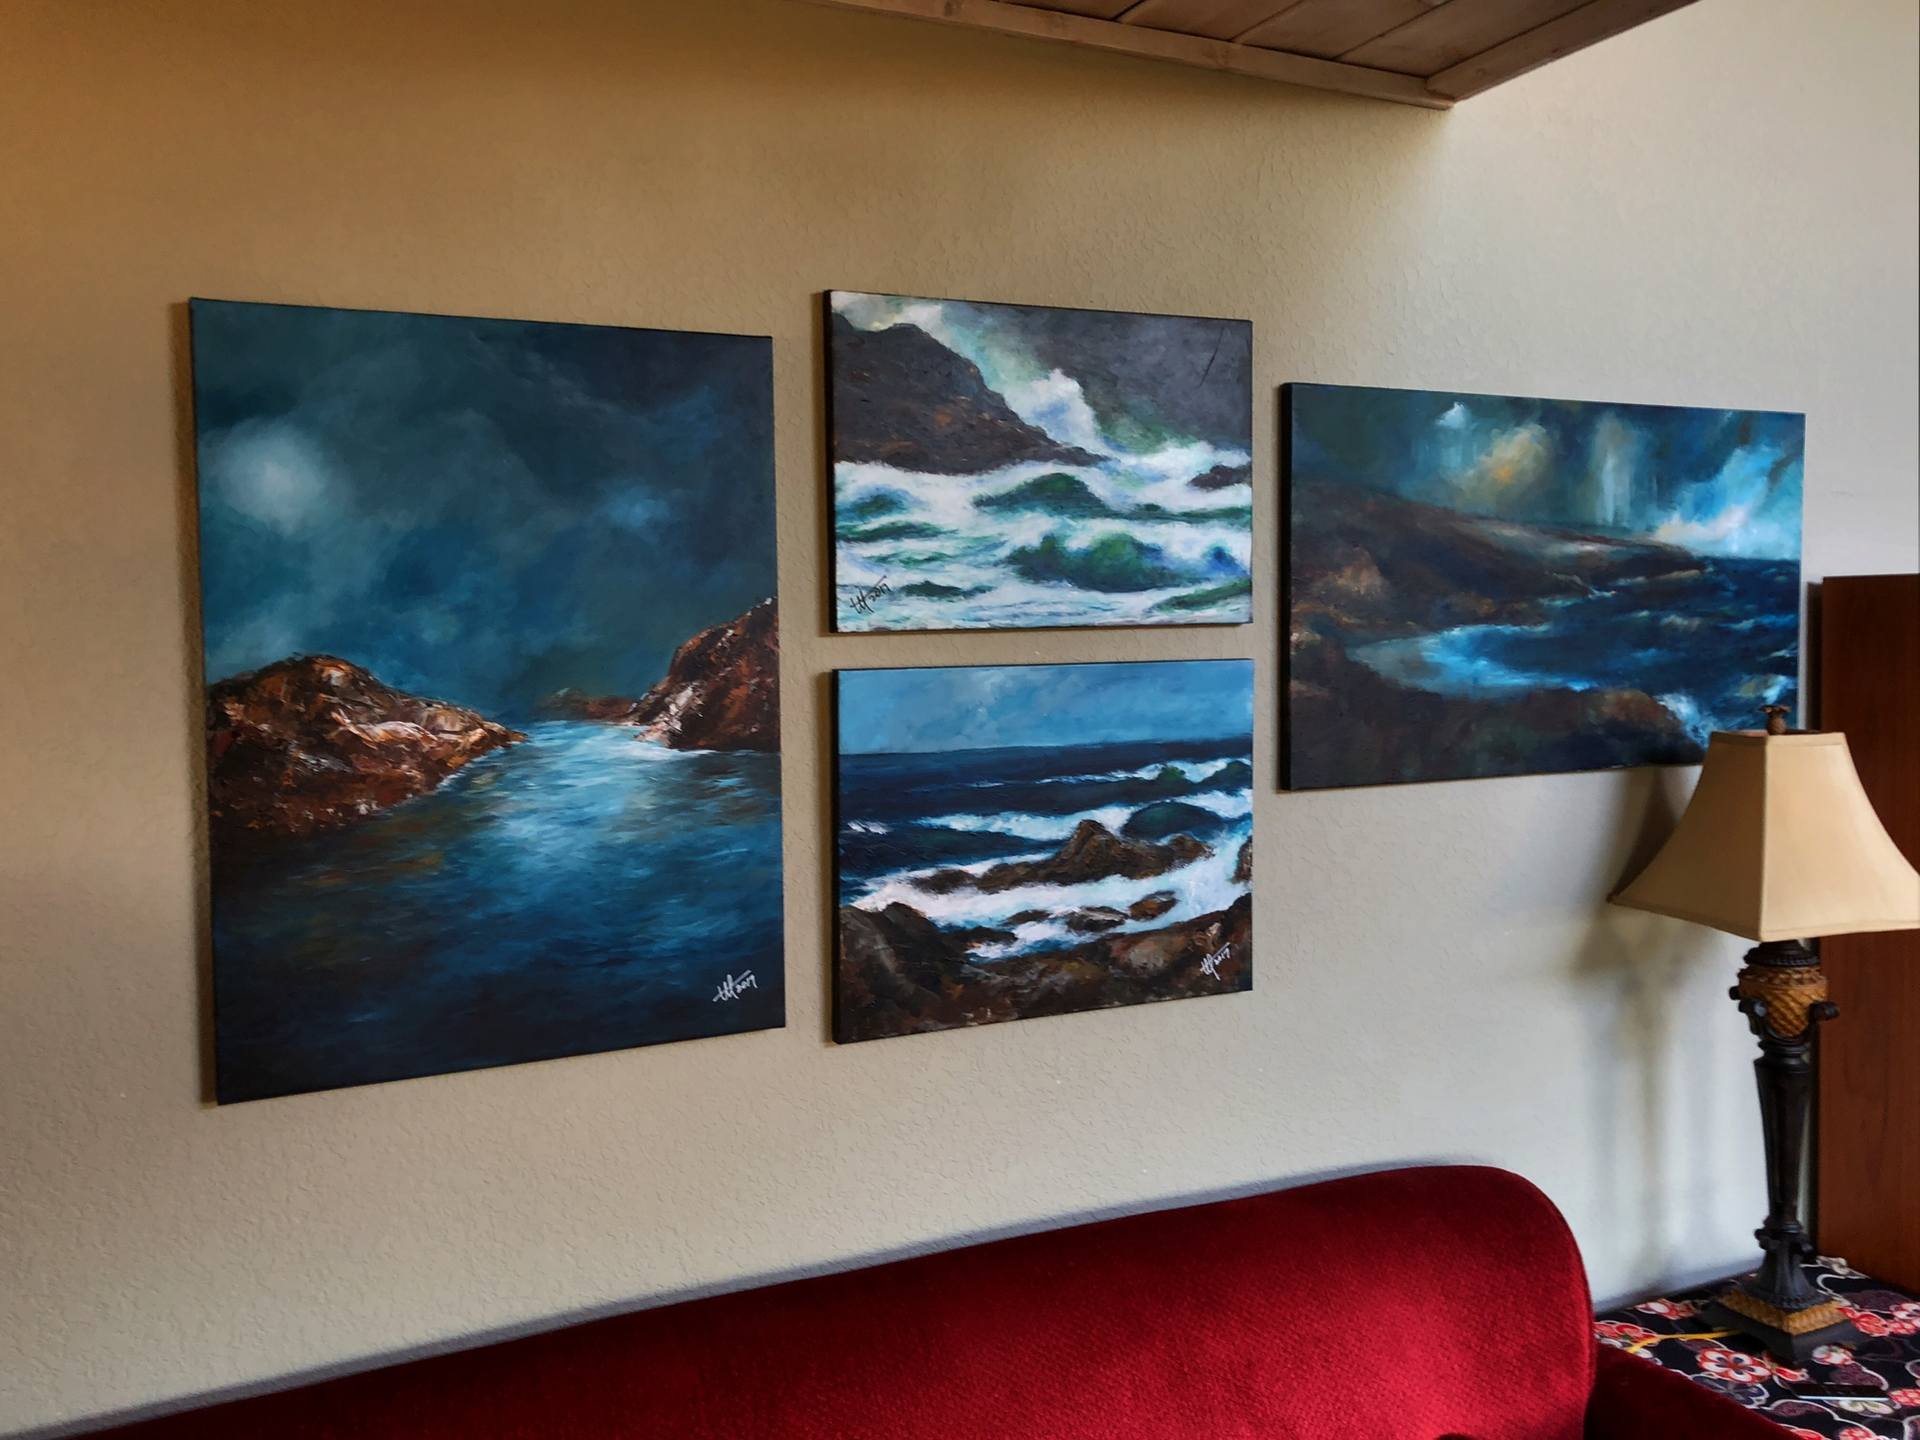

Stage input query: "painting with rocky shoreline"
[
  {"left": 1285, "top": 383, "right": 1804, "bottom": 789},
  {"left": 191, "top": 299, "right": 782, "bottom": 1102},
  {"left": 834, "top": 660, "right": 1253, "bottom": 1043},
  {"left": 828, "top": 291, "right": 1253, "bottom": 632}
]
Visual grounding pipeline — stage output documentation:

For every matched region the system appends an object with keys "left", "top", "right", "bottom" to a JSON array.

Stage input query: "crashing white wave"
[
  {"left": 921, "top": 786, "right": 1250, "bottom": 844},
  {"left": 927, "top": 806, "right": 1138, "bottom": 842},
  {"left": 960, "top": 755, "right": 1245, "bottom": 789},
  {"left": 834, "top": 458, "right": 1251, "bottom": 631},
  {"left": 851, "top": 818, "right": 1252, "bottom": 956},
  {"left": 1656, "top": 692, "right": 1710, "bottom": 745}
]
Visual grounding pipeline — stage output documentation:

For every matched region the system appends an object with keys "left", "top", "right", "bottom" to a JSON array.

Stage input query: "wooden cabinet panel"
[{"left": 1817, "top": 573, "right": 1920, "bottom": 1289}]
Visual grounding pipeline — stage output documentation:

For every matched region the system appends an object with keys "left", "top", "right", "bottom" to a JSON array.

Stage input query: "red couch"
[{"left": 96, "top": 1165, "right": 1780, "bottom": 1438}]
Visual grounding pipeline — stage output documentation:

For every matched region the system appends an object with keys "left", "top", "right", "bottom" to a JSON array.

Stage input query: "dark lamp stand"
[
  {"left": 1613, "top": 707, "right": 1920, "bottom": 1362},
  {"left": 1701, "top": 937, "right": 1856, "bottom": 1362}
]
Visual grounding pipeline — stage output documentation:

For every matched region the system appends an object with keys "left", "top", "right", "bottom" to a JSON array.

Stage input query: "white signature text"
[{"left": 713, "top": 969, "right": 760, "bottom": 1003}]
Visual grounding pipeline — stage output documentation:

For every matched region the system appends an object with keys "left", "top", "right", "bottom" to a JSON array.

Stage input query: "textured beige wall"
[{"left": 2, "top": 0, "right": 1916, "bottom": 1433}]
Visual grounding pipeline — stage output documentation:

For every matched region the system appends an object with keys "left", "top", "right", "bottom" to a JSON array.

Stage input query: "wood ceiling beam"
[
  {"left": 1341, "top": 0, "right": 1594, "bottom": 75},
  {"left": 1425, "top": 0, "right": 1698, "bottom": 99},
  {"left": 1235, "top": 0, "right": 1441, "bottom": 61},
  {"left": 794, "top": 0, "right": 1455, "bottom": 108},
  {"left": 1113, "top": 0, "right": 1309, "bottom": 43}
]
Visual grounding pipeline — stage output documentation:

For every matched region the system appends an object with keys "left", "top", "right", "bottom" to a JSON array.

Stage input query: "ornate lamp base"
[
  {"left": 1710, "top": 938, "right": 1859, "bottom": 1364},
  {"left": 1703, "top": 1288, "right": 1855, "bottom": 1365}
]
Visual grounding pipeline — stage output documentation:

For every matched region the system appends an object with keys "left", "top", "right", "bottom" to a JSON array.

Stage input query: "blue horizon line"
[{"left": 841, "top": 734, "right": 1253, "bottom": 760}]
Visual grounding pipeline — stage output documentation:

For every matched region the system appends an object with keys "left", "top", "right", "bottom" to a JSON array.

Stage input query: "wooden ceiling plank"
[
  {"left": 1425, "top": 0, "right": 1698, "bottom": 98},
  {"left": 1235, "top": 0, "right": 1438, "bottom": 60},
  {"left": 1118, "top": 0, "right": 1305, "bottom": 42},
  {"left": 1017, "top": 0, "right": 1141, "bottom": 19},
  {"left": 795, "top": 0, "right": 1453, "bottom": 107},
  {"left": 1343, "top": 0, "right": 1593, "bottom": 75}
]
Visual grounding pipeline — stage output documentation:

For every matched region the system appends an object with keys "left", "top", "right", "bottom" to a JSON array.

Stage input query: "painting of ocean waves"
[
  {"left": 835, "top": 661, "right": 1253, "bottom": 1043},
  {"left": 829, "top": 292, "right": 1253, "bottom": 631},
  {"left": 1285, "top": 383, "right": 1805, "bottom": 788}
]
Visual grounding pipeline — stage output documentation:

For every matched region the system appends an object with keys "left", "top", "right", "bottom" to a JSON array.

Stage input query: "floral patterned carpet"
[{"left": 1595, "top": 1259, "right": 1920, "bottom": 1438}]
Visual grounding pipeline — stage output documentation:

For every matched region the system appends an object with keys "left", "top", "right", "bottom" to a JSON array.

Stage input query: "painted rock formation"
[
  {"left": 1287, "top": 484, "right": 1711, "bottom": 783},
  {"left": 829, "top": 312, "right": 1099, "bottom": 473},
  {"left": 1290, "top": 484, "right": 1699, "bottom": 637},
  {"left": 1190, "top": 463, "right": 1252, "bottom": 492},
  {"left": 535, "top": 688, "right": 640, "bottom": 722},
  {"left": 1129, "top": 891, "right": 1179, "bottom": 922},
  {"left": 917, "top": 820, "right": 1209, "bottom": 896},
  {"left": 1288, "top": 626, "right": 1695, "bottom": 783},
  {"left": 1122, "top": 799, "right": 1229, "bottom": 842},
  {"left": 629, "top": 598, "right": 779, "bottom": 752},
  {"left": 837, "top": 893, "right": 1251, "bottom": 1042},
  {"left": 206, "top": 656, "right": 524, "bottom": 846}
]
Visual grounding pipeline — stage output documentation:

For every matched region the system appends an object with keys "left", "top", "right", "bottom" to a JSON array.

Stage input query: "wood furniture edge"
[{"left": 1815, "top": 572, "right": 1920, "bottom": 1292}]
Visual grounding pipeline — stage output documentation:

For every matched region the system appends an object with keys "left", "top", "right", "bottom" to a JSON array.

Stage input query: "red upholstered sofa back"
[{"left": 103, "top": 1165, "right": 1597, "bottom": 1440}]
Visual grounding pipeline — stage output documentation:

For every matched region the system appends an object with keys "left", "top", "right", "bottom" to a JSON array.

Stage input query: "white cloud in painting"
[
  {"left": 1436, "top": 401, "right": 1470, "bottom": 430},
  {"left": 1586, "top": 413, "right": 1646, "bottom": 530},
  {"left": 832, "top": 292, "right": 933, "bottom": 335},
  {"left": 203, "top": 420, "right": 338, "bottom": 535},
  {"left": 1443, "top": 422, "right": 1552, "bottom": 513},
  {"left": 1652, "top": 444, "right": 1801, "bottom": 558}
]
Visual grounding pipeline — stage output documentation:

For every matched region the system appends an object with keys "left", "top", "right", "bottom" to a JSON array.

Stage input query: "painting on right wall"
[{"left": 1285, "top": 384, "right": 1804, "bottom": 789}]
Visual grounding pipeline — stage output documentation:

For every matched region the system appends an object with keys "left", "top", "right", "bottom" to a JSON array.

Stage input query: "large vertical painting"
[
  {"left": 828, "top": 291, "right": 1253, "bottom": 632},
  {"left": 1285, "top": 383, "right": 1804, "bottom": 789},
  {"left": 192, "top": 300, "right": 783, "bottom": 1102},
  {"left": 834, "top": 660, "right": 1253, "bottom": 1042}
]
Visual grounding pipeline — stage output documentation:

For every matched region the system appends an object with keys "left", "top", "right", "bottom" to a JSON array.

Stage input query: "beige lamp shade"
[{"left": 1613, "top": 730, "right": 1920, "bottom": 942}]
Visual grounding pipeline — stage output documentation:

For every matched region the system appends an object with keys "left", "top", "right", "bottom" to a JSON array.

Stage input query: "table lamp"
[{"left": 1612, "top": 707, "right": 1920, "bottom": 1362}]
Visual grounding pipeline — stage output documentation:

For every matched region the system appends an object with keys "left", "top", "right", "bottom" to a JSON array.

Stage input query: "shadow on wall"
[
  {"left": 169, "top": 300, "right": 218, "bottom": 1106},
  {"left": 12, "top": 1156, "right": 1475, "bottom": 1440},
  {"left": 1572, "top": 764, "right": 1738, "bottom": 1304}
]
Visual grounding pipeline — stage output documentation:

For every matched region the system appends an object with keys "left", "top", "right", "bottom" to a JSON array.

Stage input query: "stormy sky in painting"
[
  {"left": 833, "top": 292, "right": 1251, "bottom": 454},
  {"left": 838, "top": 660, "right": 1254, "bottom": 754},
  {"left": 191, "top": 300, "right": 775, "bottom": 714},
  {"left": 1289, "top": 385, "right": 1803, "bottom": 558}
]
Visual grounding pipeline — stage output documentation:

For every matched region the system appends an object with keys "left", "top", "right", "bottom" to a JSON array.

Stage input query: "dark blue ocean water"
[
  {"left": 838, "top": 737, "right": 1252, "bottom": 885},
  {"left": 213, "top": 721, "right": 783, "bottom": 1102},
  {"left": 1349, "top": 556, "right": 1800, "bottom": 741}
]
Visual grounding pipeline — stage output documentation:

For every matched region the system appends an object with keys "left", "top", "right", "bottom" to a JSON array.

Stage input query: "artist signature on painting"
[
  {"left": 850, "top": 576, "right": 892, "bottom": 615},
  {"left": 1200, "top": 944, "right": 1232, "bottom": 979},
  {"left": 712, "top": 970, "right": 759, "bottom": 1003}
]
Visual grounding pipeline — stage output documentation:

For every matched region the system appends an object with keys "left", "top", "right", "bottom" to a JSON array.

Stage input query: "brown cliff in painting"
[
  {"left": 837, "top": 893, "right": 1251, "bottom": 1044},
  {"left": 205, "top": 656, "right": 524, "bottom": 847},
  {"left": 629, "top": 598, "right": 779, "bottom": 753},
  {"left": 827, "top": 309, "right": 1099, "bottom": 475},
  {"left": 532, "top": 600, "right": 779, "bottom": 750},
  {"left": 916, "top": 820, "right": 1209, "bottom": 896}
]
